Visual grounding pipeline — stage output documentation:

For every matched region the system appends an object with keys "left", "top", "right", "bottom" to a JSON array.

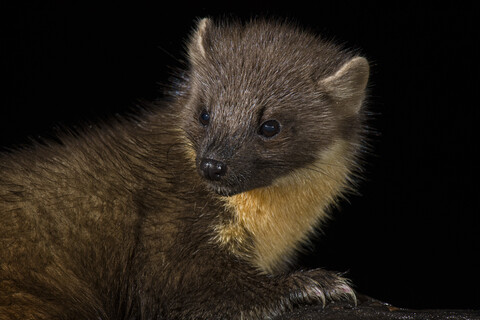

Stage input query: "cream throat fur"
[{"left": 218, "top": 139, "right": 357, "bottom": 274}]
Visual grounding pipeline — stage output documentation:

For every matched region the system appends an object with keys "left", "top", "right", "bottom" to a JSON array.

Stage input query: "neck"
[{"left": 217, "top": 140, "right": 356, "bottom": 273}]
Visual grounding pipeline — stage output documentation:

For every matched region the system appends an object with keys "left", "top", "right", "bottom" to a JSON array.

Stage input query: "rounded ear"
[
  {"left": 188, "top": 18, "right": 213, "bottom": 63},
  {"left": 320, "top": 57, "right": 369, "bottom": 114}
]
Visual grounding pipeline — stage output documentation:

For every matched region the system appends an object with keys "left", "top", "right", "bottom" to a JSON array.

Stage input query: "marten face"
[
  {"left": 180, "top": 19, "right": 367, "bottom": 196},
  {"left": 185, "top": 91, "right": 332, "bottom": 196},
  {"left": 182, "top": 72, "right": 336, "bottom": 196}
]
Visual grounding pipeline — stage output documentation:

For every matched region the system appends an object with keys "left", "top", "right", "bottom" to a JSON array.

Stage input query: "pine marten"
[{"left": 0, "top": 18, "right": 369, "bottom": 319}]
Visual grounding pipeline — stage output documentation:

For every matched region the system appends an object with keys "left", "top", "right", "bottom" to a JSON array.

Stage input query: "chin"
[
  {"left": 203, "top": 183, "right": 245, "bottom": 197},
  {"left": 213, "top": 186, "right": 242, "bottom": 197}
]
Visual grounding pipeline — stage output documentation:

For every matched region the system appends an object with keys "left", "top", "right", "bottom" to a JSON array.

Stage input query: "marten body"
[{"left": 0, "top": 18, "right": 369, "bottom": 319}]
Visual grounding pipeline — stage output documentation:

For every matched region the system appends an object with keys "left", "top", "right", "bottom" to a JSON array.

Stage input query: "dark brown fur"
[{"left": 0, "top": 18, "right": 369, "bottom": 319}]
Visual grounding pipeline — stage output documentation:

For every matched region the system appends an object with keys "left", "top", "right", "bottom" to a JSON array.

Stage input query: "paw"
[{"left": 287, "top": 269, "right": 357, "bottom": 307}]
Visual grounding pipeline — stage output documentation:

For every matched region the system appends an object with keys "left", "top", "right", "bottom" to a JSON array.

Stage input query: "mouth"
[
  {"left": 195, "top": 160, "right": 258, "bottom": 196},
  {"left": 204, "top": 183, "right": 242, "bottom": 197},
  {"left": 196, "top": 163, "right": 247, "bottom": 196},
  {"left": 199, "top": 171, "right": 268, "bottom": 197}
]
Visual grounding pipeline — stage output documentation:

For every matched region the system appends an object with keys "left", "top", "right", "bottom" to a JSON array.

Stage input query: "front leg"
[
  {"left": 161, "top": 251, "right": 356, "bottom": 319},
  {"left": 240, "top": 268, "right": 356, "bottom": 319}
]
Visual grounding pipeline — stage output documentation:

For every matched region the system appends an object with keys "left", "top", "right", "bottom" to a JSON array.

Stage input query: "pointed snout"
[{"left": 199, "top": 159, "right": 227, "bottom": 181}]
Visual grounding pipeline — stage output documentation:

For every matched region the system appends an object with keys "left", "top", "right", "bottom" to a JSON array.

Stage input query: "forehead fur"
[
  {"left": 189, "top": 19, "right": 352, "bottom": 78},
  {"left": 186, "top": 19, "right": 354, "bottom": 114}
]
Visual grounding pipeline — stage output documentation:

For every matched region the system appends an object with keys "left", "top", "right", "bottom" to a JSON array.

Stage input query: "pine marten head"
[
  {"left": 181, "top": 18, "right": 369, "bottom": 198},
  {"left": 179, "top": 18, "right": 369, "bottom": 272}
]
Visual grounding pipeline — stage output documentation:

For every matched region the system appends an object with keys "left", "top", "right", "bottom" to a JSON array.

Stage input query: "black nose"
[{"left": 200, "top": 159, "right": 227, "bottom": 181}]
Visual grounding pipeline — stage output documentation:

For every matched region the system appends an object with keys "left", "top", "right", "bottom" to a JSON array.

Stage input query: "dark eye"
[
  {"left": 259, "top": 120, "right": 280, "bottom": 138},
  {"left": 199, "top": 110, "right": 210, "bottom": 126}
]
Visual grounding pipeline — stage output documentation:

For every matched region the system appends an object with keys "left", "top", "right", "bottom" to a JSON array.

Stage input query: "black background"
[{"left": 1, "top": 1, "right": 479, "bottom": 311}]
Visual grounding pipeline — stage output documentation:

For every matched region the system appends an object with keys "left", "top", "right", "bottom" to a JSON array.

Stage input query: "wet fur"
[{"left": 0, "top": 18, "right": 369, "bottom": 319}]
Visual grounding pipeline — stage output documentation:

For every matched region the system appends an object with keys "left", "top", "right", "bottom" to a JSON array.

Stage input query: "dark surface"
[
  {"left": 277, "top": 294, "right": 480, "bottom": 320},
  {"left": 1, "top": 1, "right": 479, "bottom": 311}
]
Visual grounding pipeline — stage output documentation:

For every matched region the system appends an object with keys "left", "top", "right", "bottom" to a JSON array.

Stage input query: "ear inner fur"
[
  {"left": 188, "top": 18, "right": 212, "bottom": 63},
  {"left": 321, "top": 56, "right": 370, "bottom": 114}
]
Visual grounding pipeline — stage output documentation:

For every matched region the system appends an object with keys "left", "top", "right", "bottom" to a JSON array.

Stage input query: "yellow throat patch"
[{"left": 218, "top": 139, "right": 356, "bottom": 274}]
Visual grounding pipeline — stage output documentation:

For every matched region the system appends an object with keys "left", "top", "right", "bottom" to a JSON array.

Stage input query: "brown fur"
[{"left": 0, "top": 18, "right": 369, "bottom": 319}]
